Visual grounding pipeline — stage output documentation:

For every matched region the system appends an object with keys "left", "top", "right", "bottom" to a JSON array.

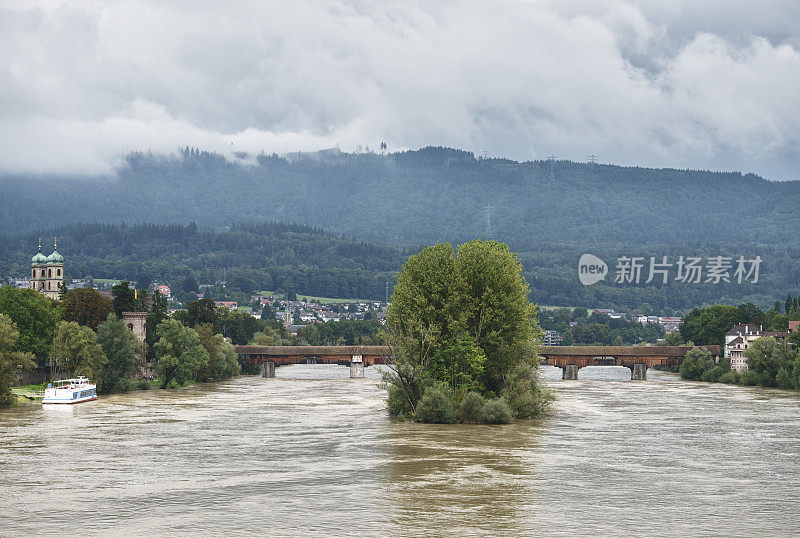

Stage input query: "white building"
[
  {"left": 725, "top": 324, "right": 789, "bottom": 371},
  {"left": 543, "top": 330, "right": 563, "bottom": 346}
]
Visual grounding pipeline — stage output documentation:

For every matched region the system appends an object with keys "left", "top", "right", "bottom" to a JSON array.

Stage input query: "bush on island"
[
  {"left": 482, "top": 397, "right": 514, "bottom": 424},
  {"left": 414, "top": 385, "right": 456, "bottom": 424},
  {"left": 458, "top": 391, "right": 486, "bottom": 423}
]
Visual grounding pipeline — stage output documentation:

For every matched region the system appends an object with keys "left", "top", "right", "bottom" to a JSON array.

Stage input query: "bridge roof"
[
  {"left": 235, "top": 345, "right": 392, "bottom": 356},
  {"left": 539, "top": 345, "right": 720, "bottom": 357},
  {"left": 235, "top": 344, "right": 720, "bottom": 358}
]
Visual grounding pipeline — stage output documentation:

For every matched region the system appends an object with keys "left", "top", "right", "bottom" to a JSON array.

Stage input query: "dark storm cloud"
[{"left": 0, "top": 0, "right": 798, "bottom": 179}]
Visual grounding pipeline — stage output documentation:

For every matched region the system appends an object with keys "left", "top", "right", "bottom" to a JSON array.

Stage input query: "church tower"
[{"left": 30, "top": 238, "right": 63, "bottom": 300}]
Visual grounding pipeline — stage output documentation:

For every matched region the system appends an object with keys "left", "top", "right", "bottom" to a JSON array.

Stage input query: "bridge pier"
[
  {"left": 350, "top": 354, "right": 364, "bottom": 378},
  {"left": 261, "top": 361, "right": 275, "bottom": 378},
  {"left": 562, "top": 364, "right": 579, "bottom": 380},
  {"left": 631, "top": 363, "right": 647, "bottom": 381}
]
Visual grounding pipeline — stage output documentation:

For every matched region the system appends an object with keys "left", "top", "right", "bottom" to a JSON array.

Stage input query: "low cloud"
[{"left": 1, "top": 0, "right": 798, "bottom": 179}]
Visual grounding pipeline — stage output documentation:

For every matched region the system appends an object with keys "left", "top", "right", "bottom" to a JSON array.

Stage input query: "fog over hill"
[
  {"left": 2, "top": 146, "right": 798, "bottom": 246},
  {"left": 2, "top": 147, "right": 798, "bottom": 312}
]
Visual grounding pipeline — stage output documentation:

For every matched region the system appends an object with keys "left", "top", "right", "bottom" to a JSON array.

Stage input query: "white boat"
[{"left": 42, "top": 377, "right": 97, "bottom": 404}]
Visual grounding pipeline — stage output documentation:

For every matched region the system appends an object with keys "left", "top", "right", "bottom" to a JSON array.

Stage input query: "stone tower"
[
  {"left": 30, "top": 238, "right": 63, "bottom": 300},
  {"left": 122, "top": 312, "right": 147, "bottom": 343}
]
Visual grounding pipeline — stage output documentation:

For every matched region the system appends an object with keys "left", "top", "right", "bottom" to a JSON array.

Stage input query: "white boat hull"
[
  {"left": 43, "top": 378, "right": 97, "bottom": 404},
  {"left": 42, "top": 394, "right": 97, "bottom": 404}
]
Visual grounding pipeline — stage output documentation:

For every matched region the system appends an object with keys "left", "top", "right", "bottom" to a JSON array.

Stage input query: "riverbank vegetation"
[
  {"left": 0, "top": 284, "right": 246, "bottom": 405},
  {"left": 384, "top": 240, "right": 553, "bottom": 424},
  {"left": 680, "top": 337, "right": 800, "bottom": 389}
]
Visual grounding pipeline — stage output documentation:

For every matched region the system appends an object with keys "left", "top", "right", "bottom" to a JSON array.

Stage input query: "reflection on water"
[{"left": 1, "top": 364, "right": 800, "bottom": 536}]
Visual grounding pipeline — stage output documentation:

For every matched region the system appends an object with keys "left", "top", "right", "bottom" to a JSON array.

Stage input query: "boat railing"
[{"left": 11, "top": 388, "right": 45, "bottom": 398}]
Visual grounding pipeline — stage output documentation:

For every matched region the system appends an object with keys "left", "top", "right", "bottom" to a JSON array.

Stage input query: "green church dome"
[
  {"left": 46, "top": 250, "right": 63, "bottom": 264},
  {"left": 31, "top": 252, "right": 47, "bottom": 266}
]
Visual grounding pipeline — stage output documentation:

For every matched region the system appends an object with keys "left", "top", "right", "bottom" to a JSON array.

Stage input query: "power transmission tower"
[
  {"left": 588, "top": 154, "right": 598, "bottom": 165},
  {"left": 483, "top": 205, "right": 494, "bottom": 238},
  {"left": 385, "top": 281, "right": 389, "bottom": 304},
  {"left": 481, "top": 149, "right": 489, "bottom": 159},
  {"left": 546, "top": 155, "right": 557, "bottom": 181}
]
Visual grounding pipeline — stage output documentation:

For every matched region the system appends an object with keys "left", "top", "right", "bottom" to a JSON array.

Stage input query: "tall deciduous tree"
[
  {"left": 744, "top": 337, "right": 798, "bottom": 388},
  {"left": 52, "top": 321, "right": 106, "bottom": 380},
  {"left": 679, "top": 305, "right": 740, "bottom": 349},
  {"left": 96, "top": 314, "right": 144, "bottom": 393},
  {"left": 0, "top": 287, "right": 59, "bottom": 365},
  {"left": 153, "top": 319, "right": 209, "bottom": 388},
  {"left": 195, "top": 324, "right": 240, "bottom": 381},
  {"left": 385, "top": 240, "right": 549, "bottom": 419},
  {"left": 59, "top": 288, "right": 112, "bottom": 330},
  {"left": 679, "top": 346, "right": 714, "bottom": 380},
  {"left": 0, "top": 314, "right": 36, "bottom": 405}
]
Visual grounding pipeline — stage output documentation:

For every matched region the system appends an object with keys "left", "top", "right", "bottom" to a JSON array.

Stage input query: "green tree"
[
  {"left": 0, "top": 287, "right": 59, "bottom": 364},
  {"left": 660, "top": 331, "right": 685, "bottom": 346},
  {"left": 679, "top": 305, "right": 739, "bottom": 349},
  {"left": 680, "top": 346, "right": 714, "bottom": 381},
  {"left": 181, "top": 275, "right": 200, "bottom": 293},
  {"left": 195, "top": 324, "right": 240, "bottom": 381},
  {"left": 59, "top": 288, "right": 112, "bottom": 330},
  {"left": 454, "top": 240, "right": 541, "bottom": 393},
  {"left": 385, "top": 240, "right": 550, "bottom": 421},
  {"left": 153, "top": 318, "right": 209, "bottom": 388},
  {"left": 184, "top": 299, "right": 219, "bottom": 329},
  {"left": 0, "top": 314, "right": 36, "bottom": 405},
  {"left": 52, "top": 321, "right": 106, "bottom": 380},
  {"left": 218, "top": 308, "right": 260, "bottom": 345},
  {"left": 112, "top": 281, "right": 137, "bottom": 317},
  {"left": 744, "top": 337, "right": 798, "bottom": 387},
  {"left": 96, "top": 314, "right": 144, "bottom": 393},
  {"left": 145, "top": 290, "right": 169, "bottom": 360}
]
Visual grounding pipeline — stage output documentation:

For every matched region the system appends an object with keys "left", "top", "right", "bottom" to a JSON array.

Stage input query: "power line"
[
  {"left": 483, "top": 204, "right": 494, "bottom": 238},
  {"left": 546, "top": 155, "right": 557, "bottom": 181}
]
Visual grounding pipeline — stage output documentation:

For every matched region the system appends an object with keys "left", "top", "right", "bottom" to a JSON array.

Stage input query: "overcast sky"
[{"left": 1, "top": 0, "right": 799, "bottom": 179}]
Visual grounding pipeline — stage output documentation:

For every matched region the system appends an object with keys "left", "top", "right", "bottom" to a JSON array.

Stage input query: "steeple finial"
[
  {"left": 53, "top": 236, "right": 57, "bottom": 250},
  {"left": 38, "top": 238, "right": 42, "bottom": 252}
]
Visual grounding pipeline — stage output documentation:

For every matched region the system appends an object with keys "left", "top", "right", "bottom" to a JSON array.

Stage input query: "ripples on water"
[{"left": 1, "top": 365, "right": 799, "bottom": 536}]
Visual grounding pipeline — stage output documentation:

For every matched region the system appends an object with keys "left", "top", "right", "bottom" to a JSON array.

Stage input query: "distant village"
[
  {"left": 8, "top": 267, "right": 387, "bottom": 336},
  {"left": 10, "top": 244, "right": 797, "bottom": 376}
]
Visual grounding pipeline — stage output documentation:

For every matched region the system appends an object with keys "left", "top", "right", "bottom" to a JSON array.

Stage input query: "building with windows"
[
  {"left": 30, "top": 238, "right": 64, "bottom": 300},
  {"left": 725, "top": 324, "right": 790, "bottom": 371},
  {"left": 543, "top": 330, "right": 563, "bottom": 346}
]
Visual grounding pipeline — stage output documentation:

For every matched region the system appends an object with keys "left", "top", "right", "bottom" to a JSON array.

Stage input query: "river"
[{"left": 2, "top": 365, "right": 799, "bottom": 536}]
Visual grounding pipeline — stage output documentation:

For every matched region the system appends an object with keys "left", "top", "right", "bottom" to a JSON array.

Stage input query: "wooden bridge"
[
  {"left": 538, "top": 345, "right": 720, "bottom": 380},
  {"left": 235, "top": 344, "right": 720, "bottom": 380}
]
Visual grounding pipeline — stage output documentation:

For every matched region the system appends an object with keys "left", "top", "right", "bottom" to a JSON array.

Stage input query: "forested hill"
[
  {"left": 2, "top": 146, "right": 799, "bottom": 247},
  {"left": 0, "top": 222, "right": 407, "bottom": 301},
  {"left": 1, "top": 221, "right": 797, "bottom": 313},
  {"left": 2, "top": 147, "right": 799, "bottom": 312}
]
